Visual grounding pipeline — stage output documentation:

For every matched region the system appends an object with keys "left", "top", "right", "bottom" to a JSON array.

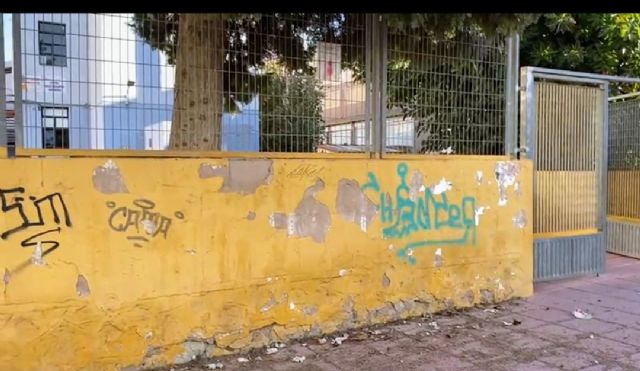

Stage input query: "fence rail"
[{"left": 1, "top": 13, "right": 517, "bottom": 156}]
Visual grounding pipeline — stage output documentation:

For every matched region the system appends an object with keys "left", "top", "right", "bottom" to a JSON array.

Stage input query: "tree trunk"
[{"left": 169, "top": 13, "right": 224, "bottom": 150}]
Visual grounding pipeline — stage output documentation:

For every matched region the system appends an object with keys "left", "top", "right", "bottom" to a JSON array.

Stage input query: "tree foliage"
[
  {"left": 131, "top": 13, "right": 540, "bottom": 153},
  {"left": 260, "top": 74, "right": 325, "bottom": 152},
  {"left": 521, "top": 13, "right": 640, "bottom": 94}
]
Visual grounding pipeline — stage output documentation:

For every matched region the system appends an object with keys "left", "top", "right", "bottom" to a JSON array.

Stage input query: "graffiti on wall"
[
  {"left": 362, "top": 163, "right": 477, "bottom": 265},
  {"left": 106, "top": 199, "right": 184, "bottom": 247},
  {"left": 0, "top": 187, "right": 72, "bottom": 277},
  {"left": 0, "top": 187, "right": 72, "bottom": 253}
]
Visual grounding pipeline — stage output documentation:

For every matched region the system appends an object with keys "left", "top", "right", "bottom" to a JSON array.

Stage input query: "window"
[
  {"left": 38, "top": 22, "right": 67, "bottom": 67},
  {"left": 41, "top": 107, "right": 69, "bottom": 148}
]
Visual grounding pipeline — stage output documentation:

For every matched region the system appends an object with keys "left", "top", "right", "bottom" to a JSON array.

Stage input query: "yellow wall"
[{"left": 0, "top": 155, "right": 532, "bottom": 370}]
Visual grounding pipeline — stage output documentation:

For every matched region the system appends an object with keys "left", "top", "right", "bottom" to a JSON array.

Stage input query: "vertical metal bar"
[
  {"left": 519, "top": 67, "right": 536, "bottom": 162},
  {"left": 504, "top": 32, "right": 519, "bottom": 157},
  {"left": 0, "top": 14, "right": 7, "bottom": 150},
  {"left": 12, "top": 13, "right": 22, "bottom": 149},
  {"left": 599, "top": 82, "right": 610, "bottom": 273},
  {"left": 364, "top": 13, "right": 373, "bottom": 158},
  {"left": 370, "top": 14, "right": 382, "bottom": 158},
  {"left": 378, "top": 14, "right": 387, "bottom": 157}
]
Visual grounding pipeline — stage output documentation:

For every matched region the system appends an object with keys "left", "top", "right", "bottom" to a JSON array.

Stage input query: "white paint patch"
[
  {"left": 431, "top": 178, "right": 453, "bottom": 195},
  {"left": 435, "top": 248, "right": 442, "bottom": 257},
  {"left": 406, "top": 248, "right": 414, "bottom": 256},
  {"left": 287, "top": 213, "right": 296, "bottom": 237},
  {"left": 338, "top": 269, "right": 348, "bottom": 277},
  {"left": 495, "top": 161, "right": 520, "bottom": 207},
  {"left": 474, "top": 206, "right": 490, "bottom": 226},
  {"left": 359, "top": 215, "right": 367, "bottom": 232},
  {"left": 419, "top": 185, "right": 426, "bottom": 193},
  {"left": 496, "top": 279, "right": 505, "bottom": 291},
  {"left": 388, "top": 244, "right": 395, "bottom": 251},
  {"left": 289, "top": 302, "right": 296, "bottom": 310},
  {"left": 141, "top": 220, "right": 158, "bottom": 235},
  {"left": 32, "top": 242, "right": 45, "bottom": 266},
  {"left": 475, "top": 171, "right": 483, "bottom": 185},
  {"left": 103, "top": 159, "right": 118, "bottom": 170},
  {"left": 441, "top": 146, "right": 454, "bottom": 154},
  {"left": 513, "top": 209, "right": 528, "bottom": 229}
]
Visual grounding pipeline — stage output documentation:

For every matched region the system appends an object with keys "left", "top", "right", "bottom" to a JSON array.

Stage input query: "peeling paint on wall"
[
  {"left": 514, "top": 181, "right": 522, "bottom": 197},
  {"left": 32, "top": 242, "right": 44, "bottom": 266},
  {"left": 474, "top": 206, "right": 490, "bottom": 226},
  {"left": 431, "top": 178, "right": 453, "bottom": 195},
  {"left": 475, "top": 171, "right": 484, "bottom": 185},
  {"left": 92, "top": 160, "right": 129, "bottom": 194},
  {"left": 495, "top": 161, "right": 520, "bottom": 206},
  {"left": 480, "top": 289, "right": 495, "bottom": 304},
  {"left": 270, "top": 179, "right": 331, "bottom": 243},
  {"left": 199, "top": 159, "right": 273, "bottom": 195},
  {"left": 382, "top": 273, "right": 391, "bottom": 288},
  {"left": 434, "top": 248, "right": 443, "bottom": 268},
  {"left": 3, "top": 268, "right": 10, "bottom": 285},
  {"left": 513, "top": 210, "right": 528, "bottom": 229},
  {"left": 76, "top": 274, "right": 91, "bottom": 298},
  {"left": 302, "top": 305, "right": 318, "bottom": 316},
  {"left": 409, "top": 170, "right": 424, "bottom": 201},
  {"left": 462, "top": 290, "right": 475, "bottom": 305},
  {"left": 336, "top": 179, "right": 377, "bottom": 232}
]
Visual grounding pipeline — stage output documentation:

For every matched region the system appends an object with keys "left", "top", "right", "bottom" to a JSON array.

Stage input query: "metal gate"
[
  {"left": 607, "top": 95, "right": 640, "bottom": 257},
  {"left": 520, "top": 67, "right": 608, "bottom": 282}
]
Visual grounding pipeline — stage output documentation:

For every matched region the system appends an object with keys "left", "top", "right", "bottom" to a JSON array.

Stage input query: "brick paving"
[{"left": 158, "top": 254, "right": 640, "bottom": 371}]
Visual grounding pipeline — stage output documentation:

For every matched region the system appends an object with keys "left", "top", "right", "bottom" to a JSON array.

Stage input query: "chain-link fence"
[{"left": 1, "top": 13, "right": 516, "bottom": 155}]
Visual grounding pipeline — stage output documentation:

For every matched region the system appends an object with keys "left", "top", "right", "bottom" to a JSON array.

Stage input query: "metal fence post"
[
  {"left": 0, "top": 14, "right": 7, "bottom": 151},
  {"left": 364, "top": 13, "right": 373, "bottom": 157},
  {"left": 12, "top": 14, "right": 22, "bottom": 149},
  {"left": 379, "top": 15, "right": 387, "bottom": 157},
  {"left": 370, "top": 14, "right": 386, "bottom": 158},
  {"left": 504, "top": 31, "right": 520, "bottom": 158}
]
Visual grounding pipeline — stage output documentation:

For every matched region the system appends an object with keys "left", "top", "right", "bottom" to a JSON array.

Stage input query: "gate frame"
[{"left": 518, "top": 67, "right": 640, "bottom": 282}]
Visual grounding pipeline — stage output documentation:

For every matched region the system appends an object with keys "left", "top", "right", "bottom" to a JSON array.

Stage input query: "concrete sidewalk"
[{"left": 160, "top": 254, "right": 640, "bottom": 371}]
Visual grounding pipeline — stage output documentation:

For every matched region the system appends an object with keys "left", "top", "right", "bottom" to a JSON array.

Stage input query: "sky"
[{"left": 3, "top": 14, "right": 12, "bottom": 63}]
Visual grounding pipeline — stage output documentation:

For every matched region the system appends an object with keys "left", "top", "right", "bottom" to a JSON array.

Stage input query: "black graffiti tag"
[
  {"left": 106, "top": 199, "right": 183, "bottom": 247},
  {"left": 0, "top": 187, "right": 72, "bottom": 256}
]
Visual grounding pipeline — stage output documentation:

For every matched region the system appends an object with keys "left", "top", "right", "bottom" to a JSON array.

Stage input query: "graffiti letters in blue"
[{"left": 361, "top": 163, "right": 477, "bottom": 265}]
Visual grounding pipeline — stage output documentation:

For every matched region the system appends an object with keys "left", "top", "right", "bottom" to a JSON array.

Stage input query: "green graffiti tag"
[{"left": 362, "top": 163, "right": 477, "bottom": 265}]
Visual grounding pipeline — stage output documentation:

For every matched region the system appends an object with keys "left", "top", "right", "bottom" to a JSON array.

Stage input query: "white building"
[{"left": 4, "top": 13, "right": 259, "bottom": 151}]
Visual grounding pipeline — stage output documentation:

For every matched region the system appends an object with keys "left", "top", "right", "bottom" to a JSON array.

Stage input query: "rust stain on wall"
[
  {"left": 336, "top": 179, "right": 377, "bottom": 232},
  {"left": 199, "top": 159, "right": 273, "bottom": 195}
]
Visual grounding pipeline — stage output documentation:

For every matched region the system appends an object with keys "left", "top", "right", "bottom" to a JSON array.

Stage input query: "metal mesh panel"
[
  {"left": 534, "top": 81, "right": 602, "bottom": 234},
  {"left": 5, "top": 13, "right": 516, "bottom": 154},
  {"left": 385, "top": 27, "right": 507, "bottom": 155},
  {"left": 10, "top": 13, "right": 369, "bottom": 152},
  {"left": 608, "top": 99, "right": 640, "bottom": 220}
]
